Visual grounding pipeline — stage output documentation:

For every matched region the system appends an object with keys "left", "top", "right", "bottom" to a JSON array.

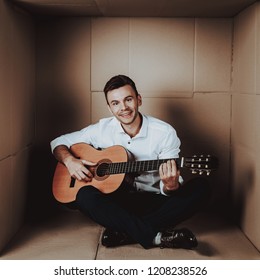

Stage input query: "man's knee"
[{"left": 76, "top": 185, "right": 100, "bottom": 208}]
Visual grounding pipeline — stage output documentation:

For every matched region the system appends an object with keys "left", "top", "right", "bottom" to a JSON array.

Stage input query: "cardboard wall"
[
  {"left": 0, "top": 0, "right": 35, "bottom": 252},
  {"left": 1, "top": 1, "right": 260, "bottom": 253},
  {"left": 231, "top": 2, "right": 260, "bottom": 250}
]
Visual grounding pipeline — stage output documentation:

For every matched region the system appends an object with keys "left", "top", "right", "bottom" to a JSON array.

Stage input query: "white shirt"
[{"left": 50, "top": 114, "right": 182, "bottom": 195}]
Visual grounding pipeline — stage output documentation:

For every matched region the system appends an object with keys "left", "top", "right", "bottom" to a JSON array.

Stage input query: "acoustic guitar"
[{"left": 52, "top": 143, "right": 218, "bottom": 203}]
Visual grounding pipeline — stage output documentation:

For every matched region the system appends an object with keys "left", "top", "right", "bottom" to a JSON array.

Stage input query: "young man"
[{"left": 51, "top": 75, "right": 209, "bottom": 249}]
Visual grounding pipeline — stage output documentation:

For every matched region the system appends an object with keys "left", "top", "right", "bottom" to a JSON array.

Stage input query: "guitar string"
[
  {"left": 97, "top": 158, "right": 211, "bottom": 176},
  {"left": 106, "top": 159, "right": 175, "bottom": 175}
]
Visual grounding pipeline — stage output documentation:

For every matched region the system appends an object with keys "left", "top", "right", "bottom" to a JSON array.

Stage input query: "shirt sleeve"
[
  {"left": 158, "top": 126, "right": 181, "bottom": 159},
  {"left": 160, "top": 176, "right": 184, "bottom": 196},
  {"left": 158, "top": 126, "right": 183, "bottom": 196},
  {"left": 50, "top": 124, "right": 98, "bottom": 153}
]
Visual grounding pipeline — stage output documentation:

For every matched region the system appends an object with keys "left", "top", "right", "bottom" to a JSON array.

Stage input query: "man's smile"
[{"left": 119, "top": 111, "right": 133, "bottom": 118}]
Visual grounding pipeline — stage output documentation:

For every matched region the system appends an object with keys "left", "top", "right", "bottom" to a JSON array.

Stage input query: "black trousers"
[{"left": 75, "top": 177, "right": 210, "bottom": 248}]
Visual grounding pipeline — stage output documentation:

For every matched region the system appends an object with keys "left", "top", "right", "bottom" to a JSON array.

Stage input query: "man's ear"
[{"left": 138, "top": 94, "right": 142, "bottom": 106}]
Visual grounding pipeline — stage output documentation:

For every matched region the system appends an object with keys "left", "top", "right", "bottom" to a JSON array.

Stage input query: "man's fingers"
[
  {"left": 160, "top": 160, "right": 177, "bottom": 176},
  {"left": 73, "top": 170, "right": 92, "bottom": 182},
  {"left": 81, "top": 159, "right": 96, "bottom": 166}
]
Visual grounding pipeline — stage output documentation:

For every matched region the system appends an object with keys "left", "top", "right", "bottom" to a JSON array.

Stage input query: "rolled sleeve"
[
  {"left": 50, "top": 125, "right": 97, "bottom": 153},
  {"left": 50, "top": 134, "right": 74, "bottom": 152},
  {"left": 160, "top": 176, "right": 184, "bottom": 196}
]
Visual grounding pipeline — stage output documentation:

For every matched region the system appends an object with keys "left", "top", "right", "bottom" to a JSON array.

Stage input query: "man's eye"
[{"left": 126, "top": 98, "right": 133, "bottom": 102}]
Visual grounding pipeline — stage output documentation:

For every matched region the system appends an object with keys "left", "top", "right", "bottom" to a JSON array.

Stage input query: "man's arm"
[
  {"left": 159, "top": 159, "right": 180, "bottom": 195},
  {"left": 53, "top": 145, "right": 95, "bottom": 182},
  {"left": 158, "top": 125, "right": 181, "bottom": 195}
]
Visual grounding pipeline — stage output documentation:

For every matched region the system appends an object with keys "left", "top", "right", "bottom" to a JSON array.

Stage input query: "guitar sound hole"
[{"left": 96, "top": 162, "right": 110, "bottom": 177}]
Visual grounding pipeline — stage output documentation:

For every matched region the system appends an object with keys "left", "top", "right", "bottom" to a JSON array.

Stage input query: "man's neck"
[{"left": 121, "top": 113, "right": 143, "bottom": 138}]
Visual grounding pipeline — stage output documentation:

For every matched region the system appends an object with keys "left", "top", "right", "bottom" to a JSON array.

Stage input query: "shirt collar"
[{"left": 114, "top": 113, "right": 148, "bottom": 138}]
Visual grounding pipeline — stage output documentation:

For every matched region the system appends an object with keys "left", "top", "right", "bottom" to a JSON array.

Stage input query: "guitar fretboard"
[{"left": 104, "top": 158, "right": 181, "bottom": 175}]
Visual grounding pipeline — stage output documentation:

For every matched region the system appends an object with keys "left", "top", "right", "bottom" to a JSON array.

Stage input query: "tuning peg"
[
  {"left": 192, "top": 155, "right": 197, "bottom": 161},
  {"left": 206, "top": 171, "right": 211, "bottom": 176},
  {"left": 192, "top": 169, "right": 197, "bottom": 174},
  {"left": 199, "top": 170, "right": 204, "bottom": 175}
]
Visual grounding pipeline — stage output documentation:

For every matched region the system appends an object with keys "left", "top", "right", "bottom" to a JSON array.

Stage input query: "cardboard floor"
[{"left": 1, "top": 207, "right": 259, "bottom": 260}]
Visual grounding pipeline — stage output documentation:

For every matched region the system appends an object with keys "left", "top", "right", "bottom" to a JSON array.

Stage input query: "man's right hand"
[
  {"left": 53, "top": 145, "right": 96, "bottom": 182},
  {"left": 64, "top": 157, "right": 96, "bottom": 182}
]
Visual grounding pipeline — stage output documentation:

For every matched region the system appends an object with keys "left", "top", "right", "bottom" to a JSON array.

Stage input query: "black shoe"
[
  {"left": 101, "top": 228, "right": 135, "bottom": 247},
  {"left": 160, "top": 228, "right": 198, "bottom": 249}
]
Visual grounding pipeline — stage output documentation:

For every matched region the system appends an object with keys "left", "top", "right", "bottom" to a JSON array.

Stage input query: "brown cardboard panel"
[
  {"left": 189, "top": 93, "right": 231, "bottom": 205},
  {"left": 91, "top": 18, "right": 129, "bottom": 92},
  {"left": 231, "top": 144, "right": 260, "bottom": 251},
  {"left": 256, "top": 95, "right": 260, "bottom": 145},
  {"left": 10, "top": 11, "right": 35, "bottom": 154},
  {"left": 129, "top": 18, "right": 194, "bottom": 93},
  {"left": 10, "top": 148, "right": 30, "bottom": 234},
  {"left": 139, "top": 96, "right": 194, "bottom": 141},
  {"left": 0, "top": 158, "right": 12, "bottom": 252},
  {"left": 192, "top": 93, "right": 231, "bottom": 147},
  {"left": 256, "top": 2, "right": 260, "bottom": 95},
  {"left": 0, "top": 0, "right": 34, "bottom": 255},
  {"left": 139, "top": 91, "right": 194, "bottom": 98},
  {"left": 91, "top": 91, "right": 111, "bottom": 123},
  {"left": 0, "top": 1, "right": 12, "bottom": 160},
  {"left": 234, "top": 3, "right": 257, "bottom": 94},
  {"left": 249, "top": 95, "right": 260, "bottom": 250},
  {"left": 1, "top": 209, "right": 102, "bottom": 260},
  {"left": 232, "top": 94, "right": 257, "bottom": 150},
  {"left": 254, "top": 145, "right": 260, "bottom": 250},
  {"left": 36, "top": 18, "right": 91, "bottom": 142},
  {"left": 11, "top": 0, "right": 259, "bottom": 18},
  {"left": 12, "top": 0, "right": 102, "bottom": 17},
  {"left": 231, "top": 3, "right": 260, "bottom": 251},
  {"left": 231, "top": 16, "right": 240, "bottom": 94},
  {"left": 194, "top": 19, "right": 233, "bottom": 92}
]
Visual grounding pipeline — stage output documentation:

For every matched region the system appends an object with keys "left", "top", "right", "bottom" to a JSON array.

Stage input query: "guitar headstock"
[{"left": 181, "top": 155, "right": 218, "bottom": 175}]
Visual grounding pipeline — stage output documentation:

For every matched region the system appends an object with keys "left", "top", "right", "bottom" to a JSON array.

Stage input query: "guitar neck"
[{"left": 108, "top": 158, "right": 182, "bottom": 175}]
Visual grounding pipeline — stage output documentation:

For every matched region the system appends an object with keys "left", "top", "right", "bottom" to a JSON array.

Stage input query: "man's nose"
[{"left": 120, "top": 102, "right": 128, "bottom": 110}]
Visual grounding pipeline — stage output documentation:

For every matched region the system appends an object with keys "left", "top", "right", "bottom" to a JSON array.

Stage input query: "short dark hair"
[{"left": 103, "top": 75, "right": 139, "bottom": 103}]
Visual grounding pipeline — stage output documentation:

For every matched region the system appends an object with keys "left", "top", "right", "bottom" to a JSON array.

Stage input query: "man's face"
[{"left": 106, "top": 85, "right": 142, "bottom": 126}]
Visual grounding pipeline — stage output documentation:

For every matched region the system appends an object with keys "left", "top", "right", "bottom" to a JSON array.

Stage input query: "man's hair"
[{"left": 103, "top": 75, "right": 139, "bottom": 103}]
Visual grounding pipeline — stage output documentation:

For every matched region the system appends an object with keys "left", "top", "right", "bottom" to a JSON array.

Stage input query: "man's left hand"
[{"left": 159, "top": 160, "right": 180, "bottom": 192}]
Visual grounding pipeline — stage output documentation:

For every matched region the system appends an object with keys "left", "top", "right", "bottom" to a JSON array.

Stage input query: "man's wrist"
[
  {"left": 63, "top": 155, "right": 75, "bottom": 166},
  {"left": 163, "top": 182, "right": 179, "bottom": 193}
]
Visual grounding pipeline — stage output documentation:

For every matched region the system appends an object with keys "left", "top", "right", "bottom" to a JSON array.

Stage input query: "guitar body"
[{"left": 52, "top": 144, "right": 130, "bottom": 203}]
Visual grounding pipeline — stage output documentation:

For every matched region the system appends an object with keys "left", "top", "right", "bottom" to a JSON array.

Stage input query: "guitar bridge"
[{"left": 69, "top": 177, "right": 76, "bottom": 188}]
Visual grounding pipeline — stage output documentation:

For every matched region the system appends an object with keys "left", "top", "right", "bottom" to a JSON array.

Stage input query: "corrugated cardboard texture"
[
  {"left": 231, "top": 2, "right": 260, "bottom": 250},
  {"left": 0, "top": 0, "right": 35, "bottom": 252}
]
